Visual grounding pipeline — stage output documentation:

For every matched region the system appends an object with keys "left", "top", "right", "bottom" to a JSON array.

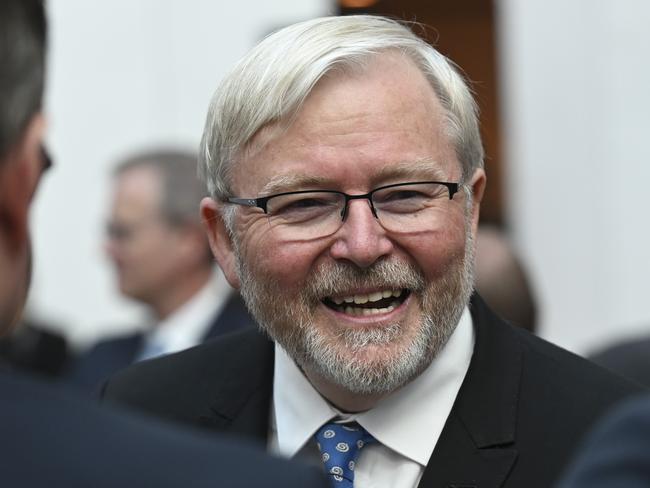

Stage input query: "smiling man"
[{"left": 103, "top": 15, "right": 640, "bottom": 487}]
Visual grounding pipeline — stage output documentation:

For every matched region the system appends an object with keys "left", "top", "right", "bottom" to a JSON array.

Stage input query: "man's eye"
[
  {"left": 270, "top": 196, "right": 338, "bottom": 217},
  {"left": 285, "top": 198, "right": 329, "bottom": 210},
  {"left": 107, "top": 224, "right": 131, "bottom": 240},
  {"left": 388, "top": 190, "right": 424, "bottom": 200},
  {"left": 379, "top": 190, "right": 429, "bottom": 204}
]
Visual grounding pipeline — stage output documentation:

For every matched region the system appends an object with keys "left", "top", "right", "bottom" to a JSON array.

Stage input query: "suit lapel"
[
  {"left": 197, "top": 329, "right": 274, "bottom": 444},
  {"left": 419, "top": 295, "right": 521, "bottom": 488},
  {"left": 193, "top": 295, "right": 523, "bottom": 483}
]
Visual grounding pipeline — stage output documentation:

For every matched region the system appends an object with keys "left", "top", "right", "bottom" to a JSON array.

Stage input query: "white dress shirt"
[
  {"left": 138, "top": 269, "right": 232, "bottom": 359},
  {"left": 270, "top": 307, "right": 475, "bottom": 488}
]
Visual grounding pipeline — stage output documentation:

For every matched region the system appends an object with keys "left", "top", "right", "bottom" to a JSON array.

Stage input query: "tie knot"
[{"left": 314, "top": 422, "right": 375, "bottom": 487}]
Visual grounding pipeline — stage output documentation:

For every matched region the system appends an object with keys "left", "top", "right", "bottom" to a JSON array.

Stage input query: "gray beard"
[{"left": 235, "top": 225, "right": 475, "bottom": 396}]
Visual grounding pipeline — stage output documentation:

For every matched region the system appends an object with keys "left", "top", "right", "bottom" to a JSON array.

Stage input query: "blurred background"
[{"left": 23, "top": 0, "right": 650, "bottom": 360}]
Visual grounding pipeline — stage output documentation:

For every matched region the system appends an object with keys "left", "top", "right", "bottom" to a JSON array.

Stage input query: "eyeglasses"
[
  {"left": 40, "top": 145, "right": 53, "bottom": 173},
  {"left": 29, "top": 145, "right": 53, "bottom": 200},
  {"left": 226, "top": 181, "right": 460, "bottom": 241}
]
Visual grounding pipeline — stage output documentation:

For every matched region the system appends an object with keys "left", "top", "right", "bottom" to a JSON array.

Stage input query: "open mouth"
[{"left": 322, "top": 289, "right": 410, "bottom": 316}]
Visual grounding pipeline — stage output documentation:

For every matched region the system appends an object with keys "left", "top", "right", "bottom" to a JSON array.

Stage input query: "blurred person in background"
[
  {"left": 67, "top": 150, "right": 254, "bottom": 390},
  {"left": 0, "top": 1, "right": 327, "bottom": 486},
  {"left": 475, "top": 224, "right": 538, "bottom": 333},
  {"left": 589, "top": 331, "right": 650, "bottom": 387}
]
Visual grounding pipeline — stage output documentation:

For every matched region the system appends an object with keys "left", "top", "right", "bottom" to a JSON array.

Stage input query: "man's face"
[
  {"left": 0, "top": 114, "right": 48, "bottom": 333},
  {"left": 210, "top": 53, "right": 485, "bottom": 397},
  {"left": 104, "top": 166, "right": 188, "bottom": 306}
]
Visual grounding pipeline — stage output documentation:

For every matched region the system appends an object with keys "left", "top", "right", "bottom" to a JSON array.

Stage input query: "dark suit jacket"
[
  {"left": 68, "top": 293, "right": 254, "bottom": 391},
  {"left": 0, "top": 370, "right": 327, "bottom": 487},
  {"left": 556, "top": 394, "right": 650, "bottom": 488},
  {"left": 102, "top": 295, "right": 642, "bottom": 487}
]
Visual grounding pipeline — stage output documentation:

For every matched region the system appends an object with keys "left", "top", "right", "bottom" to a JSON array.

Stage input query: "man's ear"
[
  {"left": 468, "top": 168, "right": 487, "bottom": 235},
  {"left": 200, "top": 197, "right": 240, "bottom": 289},
  {"left": 0, "top": 113, "right": 46, "bottom": 253},
  {"left": 0, "top": 161, "right": 21, "bottom": 251}
]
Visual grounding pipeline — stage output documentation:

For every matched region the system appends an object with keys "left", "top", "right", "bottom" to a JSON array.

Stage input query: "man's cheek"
[{"left": 264, "top": 245, "right": 317, "bottom": 277}]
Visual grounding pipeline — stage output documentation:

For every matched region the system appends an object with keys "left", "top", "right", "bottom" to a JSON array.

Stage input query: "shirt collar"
[
  {"left": 272, "top": 307, "right": 474, "bottom": 465},
  {"left": 145, "top": 268, "right": 232, "bottom": 353}
]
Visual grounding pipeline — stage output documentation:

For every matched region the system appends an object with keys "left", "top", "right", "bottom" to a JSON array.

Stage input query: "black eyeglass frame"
[
  {"left": 226, "top": 181, "right": 459, "bottom": 221},
  {"left": 40, "top": 145, "right": 53, "bottom": 172}
]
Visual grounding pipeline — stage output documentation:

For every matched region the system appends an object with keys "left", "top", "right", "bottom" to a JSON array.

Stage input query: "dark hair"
[{"left": 0, "top": 0, "right": 47, "bottom": 161}]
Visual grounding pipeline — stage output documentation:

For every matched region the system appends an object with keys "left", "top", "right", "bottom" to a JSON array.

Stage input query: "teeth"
[
  {"left": 359, "top": 306, "right": 396, "bottom": 316},
  {"left": 342, "top": 304, "right": 396, "bottom": 316},
  {"left": 332, "top": 289, "right": 403, "bottom": 305},
  {"left": 368, "top": 291, "right": 383, "bottom": 302}
]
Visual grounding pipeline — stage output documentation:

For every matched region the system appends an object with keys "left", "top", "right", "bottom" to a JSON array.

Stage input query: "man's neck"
[
  {"left": 0, "top": 237, "right": 29, "bottom": 335},
  {"left": 301, "top": 367, "right": 392, "bottom": 413}
]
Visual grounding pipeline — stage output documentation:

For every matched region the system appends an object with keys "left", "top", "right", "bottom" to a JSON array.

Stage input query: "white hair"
[{"left": 199, "top": 14, "right": 484, "bottom": 202}]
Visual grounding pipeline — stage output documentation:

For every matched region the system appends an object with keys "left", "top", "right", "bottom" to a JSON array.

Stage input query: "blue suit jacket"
[
  {"left": 67, "top": 293, "right": 254, "bottom": 391},
  {"left": 0, "top": 370, "right": 327, "bottom": 487}
]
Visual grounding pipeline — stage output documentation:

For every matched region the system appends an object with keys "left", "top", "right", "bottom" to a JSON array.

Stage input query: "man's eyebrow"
[
  {"left": 374, "top": 160, "right": 449, "bottom": 182},
  {"left": 257, "top": 160, "right": 450, "bottom": 195},
  {"left": 259, "top": 174, "right": 331, "bottom": 195}
]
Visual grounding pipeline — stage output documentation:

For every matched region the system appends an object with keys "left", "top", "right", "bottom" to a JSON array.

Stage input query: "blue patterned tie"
[{"left": 314, "top": 422, "right": 375, "bottom": 487}]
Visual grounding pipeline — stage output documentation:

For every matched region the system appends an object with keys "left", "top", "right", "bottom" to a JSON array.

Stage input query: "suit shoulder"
[
  {"left": 101, "top": 327, "right": 272, "bottom": 421},
  {"left": 105, "top": 327, "right": 269, "bottom": 388},
  {"left": 472, "top": 293, "right": 641, "bottom": 399},
  {"left": 81, "top": 332, "right": 142, "bottom": 356},
  {"left": 470, "top": 294, "right": 642, "bottom": 430},
  {"left": 0, "top": 372, "right": 326, "bottom": 487},
  {"left": 513, "top": 326, "right": 641, "bottom": 397}
]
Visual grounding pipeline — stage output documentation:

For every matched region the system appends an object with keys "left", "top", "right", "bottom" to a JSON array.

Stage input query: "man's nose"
[
  {"left": 328, "top": 199, "right": 393, "bottom": 268},
  {"left": 103, "top": 232, "right": 122, "bottom": 261},
  {"left": 103, "top": 239, "right": 117, "bottom": 260}
]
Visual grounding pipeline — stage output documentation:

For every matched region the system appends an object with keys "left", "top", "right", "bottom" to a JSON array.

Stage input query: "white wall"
[
  {"left": 30, "top": 0, "right": 329, "bottom": 347},
  {"left": 497, "top": 0, "right": 650, "bottom": 353}
]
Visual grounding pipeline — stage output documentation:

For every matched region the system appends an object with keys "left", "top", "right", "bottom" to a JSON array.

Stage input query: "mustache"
[{"left": 306, "top": 258, "right": 425, "bottom": 299}]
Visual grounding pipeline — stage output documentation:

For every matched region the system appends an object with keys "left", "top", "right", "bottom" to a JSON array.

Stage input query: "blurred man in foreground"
[
  {"left": 0, "top": 1, "right": 326, "bottom": 486},
  {"left": 102, "top": 15, "right": 640, "bottom": 487},
  {"left": 68, "top": 150, "right": 253, "bottom": 390}
]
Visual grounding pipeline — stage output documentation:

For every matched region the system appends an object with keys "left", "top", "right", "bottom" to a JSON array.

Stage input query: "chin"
[{"left": 294, "top": 319, "right": 435, "bottom": 395}]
